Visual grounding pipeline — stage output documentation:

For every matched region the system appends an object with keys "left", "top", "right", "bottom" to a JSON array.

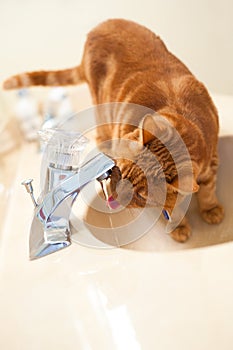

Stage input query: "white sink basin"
[
  {"left": 0, "top": 86, "right": 233, "bottom": 350},
  {"left": 70, "top": 135, "right": 233, "bottom": 252}
]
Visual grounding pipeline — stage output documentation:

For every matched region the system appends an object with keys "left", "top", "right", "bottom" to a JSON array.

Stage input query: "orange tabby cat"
[{"left": 3, "top": 18, "right": 224, "bottom": 242}]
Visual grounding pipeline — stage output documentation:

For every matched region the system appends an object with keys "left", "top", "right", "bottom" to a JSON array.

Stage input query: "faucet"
[{"left": 22, "top": 129, "right": 115, "bottom": 260}]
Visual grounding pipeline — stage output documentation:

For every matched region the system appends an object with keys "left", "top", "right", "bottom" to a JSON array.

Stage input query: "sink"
[
  {"left": 57, "top": 93, "right": 233, "bottom": 252},
  {"left": 1, "top": 86, "right": 233, "bottom": 350},
  {"left": 70, "top": 135, "right": 233, "bottom": 252}
]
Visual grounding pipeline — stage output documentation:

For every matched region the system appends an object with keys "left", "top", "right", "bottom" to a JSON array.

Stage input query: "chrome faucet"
[{"left": 22, "top": 129, "right": 115, "bottom": 260}]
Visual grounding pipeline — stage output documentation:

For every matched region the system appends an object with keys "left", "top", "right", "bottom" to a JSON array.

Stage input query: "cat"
[{"left": 3, "top": 18, "right": 224, "bottom": 242}]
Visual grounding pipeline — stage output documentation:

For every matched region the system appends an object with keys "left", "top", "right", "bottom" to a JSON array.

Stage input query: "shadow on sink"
[{"left": 71, "top": 136, "right": 233, "bottom": 252}]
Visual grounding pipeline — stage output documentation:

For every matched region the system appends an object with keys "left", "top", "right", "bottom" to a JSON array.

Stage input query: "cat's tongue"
[{"left": 107, "top": 195, "right": 120, "bottom": 209}]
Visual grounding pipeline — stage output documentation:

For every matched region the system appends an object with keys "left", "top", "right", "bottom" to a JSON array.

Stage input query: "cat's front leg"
[
  {"left": 197, "top": 177, "right": 224, "bottom": 224},
  {"left": 165, "top": 206, "right": 191, "bottom": 243},
  {"left": 197, "top": 156, "right": 224, "bottom": 225},
  {"left": 170, "top": 216, "right": 191, "bottom": 243}
]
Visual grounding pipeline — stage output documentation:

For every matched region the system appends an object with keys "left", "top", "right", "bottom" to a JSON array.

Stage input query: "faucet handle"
[{"left": 21, "top": 178, "right": 38, "bottom": 208}]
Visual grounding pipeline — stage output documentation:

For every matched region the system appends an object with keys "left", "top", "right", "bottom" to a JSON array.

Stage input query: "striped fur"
[{"left": 3, "top": 66, "right": 85, "bottom": 89}]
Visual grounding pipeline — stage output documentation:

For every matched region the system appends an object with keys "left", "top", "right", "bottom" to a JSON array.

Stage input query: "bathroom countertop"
[{"left": 0, "top": 86, "right": 233, "bottom": 350}]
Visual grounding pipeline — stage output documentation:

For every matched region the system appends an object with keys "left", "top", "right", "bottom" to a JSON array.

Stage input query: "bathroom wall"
[{"left": 0, "top": 0, "right": 232, "bottom": 95}]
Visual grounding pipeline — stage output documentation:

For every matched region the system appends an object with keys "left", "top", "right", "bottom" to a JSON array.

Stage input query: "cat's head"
[{"left": 109, "top": 113, "right": 199, "bottom": 209}]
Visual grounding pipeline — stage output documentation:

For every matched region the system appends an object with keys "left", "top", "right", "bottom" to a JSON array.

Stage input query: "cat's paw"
[
  {"left": 201, "top": 204, "right": 224, "bottom": 224},
  {"left": 170, "top": 225, "right": 191, "bottom": 243}
]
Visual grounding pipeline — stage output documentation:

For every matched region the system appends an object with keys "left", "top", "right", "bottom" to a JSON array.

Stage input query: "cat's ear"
[
  {"left": 140, "top": 114, "right": 172, "bottom": 145},
  {"left": 169, "top": 164, "right": 199, "bottom": 194}
]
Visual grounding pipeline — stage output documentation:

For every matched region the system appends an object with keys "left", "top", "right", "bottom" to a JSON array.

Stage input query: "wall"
[{"left": 0, "top": 0, "right": 232, "bottom": 95}]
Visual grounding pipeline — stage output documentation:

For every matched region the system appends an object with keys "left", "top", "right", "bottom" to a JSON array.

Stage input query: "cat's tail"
[{"left": 3, "top": 65, "right": 86, "bottom": 90}]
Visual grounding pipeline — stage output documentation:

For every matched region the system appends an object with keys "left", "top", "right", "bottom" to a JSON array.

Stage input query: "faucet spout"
[
  {"left": 37, "top": 153, "right": 114, "bottom": 224},
  {"left": 28, "top": 153, "right": 115, "bottom": 260}
]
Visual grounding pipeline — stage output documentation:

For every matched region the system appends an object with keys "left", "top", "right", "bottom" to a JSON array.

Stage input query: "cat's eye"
[{"left": 136, "top": 192, "right": 145, "bottom": 201}]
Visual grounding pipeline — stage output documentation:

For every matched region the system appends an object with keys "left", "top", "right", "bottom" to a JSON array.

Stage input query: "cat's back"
[
  {"left": 89, "top": 19, "right": 162, "bottom": 45},
  {"left": 84, "top": 19, "right": 169, "bottom": 64}
]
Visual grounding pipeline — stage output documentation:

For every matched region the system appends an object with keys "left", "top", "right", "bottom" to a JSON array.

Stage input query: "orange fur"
[{"left": 3, "top": 19, "right": 224, "bottom": 241}]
